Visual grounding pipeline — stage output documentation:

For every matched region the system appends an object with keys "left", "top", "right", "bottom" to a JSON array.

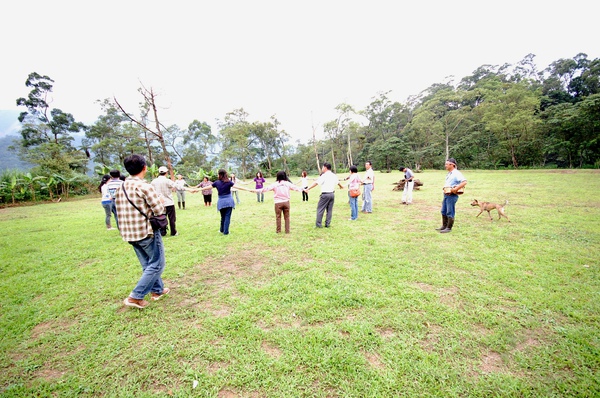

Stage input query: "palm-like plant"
[{"left": 21, "top": 172, "right": 46, "bottom": 202}]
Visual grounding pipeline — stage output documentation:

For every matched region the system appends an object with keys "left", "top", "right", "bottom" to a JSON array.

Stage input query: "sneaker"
[
  {"left": 123, "top": 297, "right": 148, "bottom": 309},
  {"left": 151, "top": 287, "right": 170, "bottom": 301},
  {"left": 171, "top": 232, "right": 179, "bottom": 236}
]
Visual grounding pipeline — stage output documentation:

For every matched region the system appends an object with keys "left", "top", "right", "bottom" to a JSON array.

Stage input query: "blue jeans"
[
  {"left": 220, "top": 207, "right": 233, "bottom": 235},
  {"left": 441, "top": 194, "right": 460, "bottom": 218},
  {"left": 102, "top": 202, "right": 112, "bottom": 227},
  {"left": 129, "top": 233, "right": 165, "bottom": 299},
  {"left": 362, "top": 184, "right": 373, "bottom": 212},
  {"left": 111, "top": 201, "right": 119, "bottom": 229},
  {"left": 349, "top": 193, "right": 358, "bottom": 220}
]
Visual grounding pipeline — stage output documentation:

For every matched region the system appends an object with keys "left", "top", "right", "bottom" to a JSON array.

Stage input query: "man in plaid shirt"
[{"left": 115, "top": 154, "right": 170, "bottom": 309}]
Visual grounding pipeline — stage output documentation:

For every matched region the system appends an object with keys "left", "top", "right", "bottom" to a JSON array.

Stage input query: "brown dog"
[{"left": 470, "top": 199, "right": 510, "bottom": 222}]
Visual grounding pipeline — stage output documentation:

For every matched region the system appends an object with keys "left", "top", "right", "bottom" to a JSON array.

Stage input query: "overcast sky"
[{"left": 1, "top": 0, "right": 598, "bottom": 144}]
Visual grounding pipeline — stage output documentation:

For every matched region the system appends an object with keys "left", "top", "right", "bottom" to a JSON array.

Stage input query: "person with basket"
[
  {"left": 114, "top": 154, "right": 170, "bottom": 309},
  {"left": 437, "top": 158, "right": 467, "bottom": 234},
  {"left": 347, "top": 165, "right": 362, "bottom": 221}
]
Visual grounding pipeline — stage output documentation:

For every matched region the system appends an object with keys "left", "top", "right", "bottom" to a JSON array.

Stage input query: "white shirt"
[
  {"left": 316, "top": 170, "right": 339, "bottom": 193},
  {"left": 363, "top": 168, "right": 374, "bottom": 184}
]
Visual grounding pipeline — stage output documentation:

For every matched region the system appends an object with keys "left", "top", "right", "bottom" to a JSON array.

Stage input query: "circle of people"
[{"left": 101, "top": 155, "right": 466, "bottom": 308}]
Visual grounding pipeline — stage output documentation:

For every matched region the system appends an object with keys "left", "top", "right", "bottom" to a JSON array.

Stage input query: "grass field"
[{"left": 1, "top": 169, "right": 599, "bottom": 397}]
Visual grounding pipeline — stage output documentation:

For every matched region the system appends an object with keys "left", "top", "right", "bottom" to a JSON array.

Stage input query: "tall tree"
[
  {"left": 15, "top": 72, "right": 88, "bottom": 174},
  {"left": 218, "top": 108, "right": 256, "bottom": 176},
  {"left": 481, "top": 81, "right": 542, "bottom": 168}
]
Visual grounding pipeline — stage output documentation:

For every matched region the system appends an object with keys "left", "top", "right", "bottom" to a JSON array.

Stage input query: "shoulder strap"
[{"left": 121, "top": 184, "right": 149, "bottom": 221}]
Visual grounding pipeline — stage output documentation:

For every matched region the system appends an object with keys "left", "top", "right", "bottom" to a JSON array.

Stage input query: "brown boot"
[
  {"left": 435, "top": 215, "right": 448, "bottom": 231},
  {"left": 439, "top": 217, "right": 454, "bottom": 233}
]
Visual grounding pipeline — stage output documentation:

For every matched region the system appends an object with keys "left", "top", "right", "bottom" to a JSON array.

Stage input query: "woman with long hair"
[
  {"left": 98, "top": 174, "right": 115, "bottom": 230},
  {"left": 210, "top": 169, "right": 252, "bottom": 235},
  {"left": 256, "top": 170, "right": 303, "bottom": 234}
]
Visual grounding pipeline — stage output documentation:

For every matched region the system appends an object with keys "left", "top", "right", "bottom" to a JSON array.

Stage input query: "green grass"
[{"left": 1, "top": 169, "right": 599, "bottom": 397}]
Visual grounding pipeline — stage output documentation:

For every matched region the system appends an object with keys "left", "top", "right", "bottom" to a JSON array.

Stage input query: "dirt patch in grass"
[
  {"left": 262, "top": 341, "right": 282, "bottom": 358},
  {"left": 478, "top": 351, "right": 504, "bottom": 374},
  {"left": 31, "top": 319, "right": 77, "bottom": 340},
  {"left": 376, "top": 327, "right": 396, "bottom": 339},
  {"left": 363, "top": 350, "right": 385, "bottom": 369},
  {"left": 33, "top": 367, "right": 66, "bottom": 381},
  {"left": 420, "top": 324, "right": 443, "bottom": 353},
  {"left": 208, "top": 360, "right": 230, "bottom": 374},
  {"left": 218, "top": 387, "right": 244, "bottom": 397},
  {"left": 414, "top": 282, "right": 435, "bottom": 292}
]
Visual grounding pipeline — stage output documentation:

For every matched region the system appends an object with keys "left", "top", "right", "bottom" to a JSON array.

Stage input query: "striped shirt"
[
  {"left": 151, "top": 175, "right": 176, "bottom": 206},
  {"left": 114, "top": 177, "right": 165, "bottom": 242}
]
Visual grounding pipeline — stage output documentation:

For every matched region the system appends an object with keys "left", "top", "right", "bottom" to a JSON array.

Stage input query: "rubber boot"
[
  {"left": 178, "top": 201, "right": 181, "bottom": 209},
  {"left": 439, "top": 217, "right": 454, "bottom": 233},
  {"left": 435, "top": 215, "right": 448, "bottom": 231},
  {"left": 183, "top": 201, "right": 185, "bottom": 210}
]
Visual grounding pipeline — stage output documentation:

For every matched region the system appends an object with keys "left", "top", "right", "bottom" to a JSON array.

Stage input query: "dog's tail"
[{"left": 502, "top": 200, "right": 508, "bottom": 210}]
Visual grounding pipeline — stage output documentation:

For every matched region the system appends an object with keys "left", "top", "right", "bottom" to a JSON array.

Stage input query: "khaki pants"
[{"left": 274, "top": 201, "right": 291, "bottom": 233}]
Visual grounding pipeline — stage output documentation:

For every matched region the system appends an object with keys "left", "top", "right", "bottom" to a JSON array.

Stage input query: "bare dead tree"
[
  {"left": 311, "top": 120, "right": 321, "bottom": 172},
  {"left": 114, "top": 84, "right": 175, "bottom": 178}
]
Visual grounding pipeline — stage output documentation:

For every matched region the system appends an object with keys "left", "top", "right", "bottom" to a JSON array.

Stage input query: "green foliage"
[
  {"left": 13, "top": 54, "right": 600, "bottom": 181},
  {"left": 15, "top": 72, "right": 88, "bottom": 176},
  {"left": 0, "top": 169, "right": 95, "bottom": 205}
]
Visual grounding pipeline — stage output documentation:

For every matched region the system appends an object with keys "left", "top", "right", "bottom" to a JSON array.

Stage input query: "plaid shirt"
[{"left": 114, "top": 177, "right": 165, "bottom": 242}]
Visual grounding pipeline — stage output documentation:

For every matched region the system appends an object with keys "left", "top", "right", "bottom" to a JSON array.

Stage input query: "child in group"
[{"left": 255, "top": 170, "right": 303, "bottom": 234}]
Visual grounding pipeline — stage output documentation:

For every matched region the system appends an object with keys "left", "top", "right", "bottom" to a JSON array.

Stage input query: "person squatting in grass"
[
  {"left": 114, "top": 154, "right": 170, "bottom": 309},
  {"left": 399, "top": 166, "right": 414, "bottom": 205},
  {"left": 254, "top": 170, "right": 303, "bottom": 233}
]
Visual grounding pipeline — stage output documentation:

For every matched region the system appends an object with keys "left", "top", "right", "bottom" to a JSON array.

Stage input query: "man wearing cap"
[
  {"left": 152, "top": 166, "right": 178, "bottom": 236},
  {"left": 437, "top": 158, "right": 467, "bottom": 233}
]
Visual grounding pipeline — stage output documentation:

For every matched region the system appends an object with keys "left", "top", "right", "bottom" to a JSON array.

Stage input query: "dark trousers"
[
  {"left": 302, "top": 190, "right": 308, "bottom": 201},
  {"left": 219, "top": 207, "right": 233, "bottom": 235},
  {"left": 316, "top": 192, "right": 335, "bottom": 227},
  {"left": 160, "top": 205, "right": 177, "bottom": 236}
]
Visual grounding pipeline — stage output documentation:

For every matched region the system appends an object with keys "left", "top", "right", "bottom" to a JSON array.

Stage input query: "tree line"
[{"left": 3, "top": 53, "right": 598, "bottom": 205}]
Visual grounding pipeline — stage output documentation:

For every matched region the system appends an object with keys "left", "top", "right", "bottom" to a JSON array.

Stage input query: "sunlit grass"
[{"left": 1, "top": 169, "right": 599, "bottom": 397}]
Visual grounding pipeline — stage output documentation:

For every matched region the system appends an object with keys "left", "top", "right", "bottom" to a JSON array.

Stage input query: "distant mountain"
[
  {"left": 0, "top": 135, "right": 34, "bottom": 171},
  {"left": 0, "top": 110, "right": 21, "bottom": 137}
]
